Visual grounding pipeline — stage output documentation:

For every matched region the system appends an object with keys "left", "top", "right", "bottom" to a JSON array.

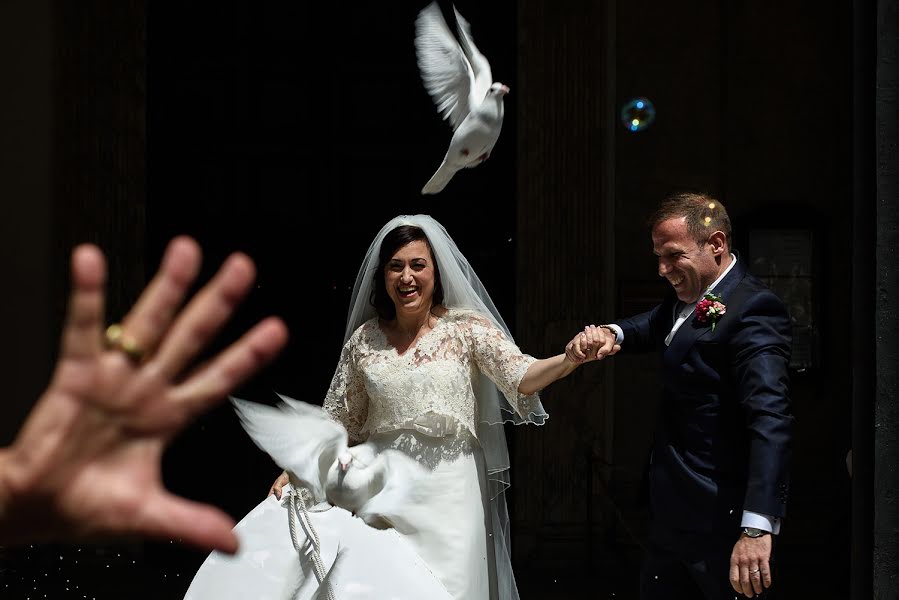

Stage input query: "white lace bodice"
[{"left": 323, "top": 309, "right": 539, "bottom": 443}]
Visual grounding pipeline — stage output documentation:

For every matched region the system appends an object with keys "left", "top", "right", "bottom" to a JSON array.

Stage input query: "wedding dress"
[{"left": 184, "top": 308, "right": 543, "bottom": 600}]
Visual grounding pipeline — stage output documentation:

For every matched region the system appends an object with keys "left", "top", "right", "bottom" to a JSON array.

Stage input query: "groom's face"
[{"left": 652, "top": 217, "right": 722, "bottom": 304}]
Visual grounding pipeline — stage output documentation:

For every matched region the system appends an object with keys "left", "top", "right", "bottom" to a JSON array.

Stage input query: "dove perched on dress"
[
  {"left": 414, "top": 2, "right": 509, "bottom": 194},
  {"left": 231, "top": 394, "right": 432, "bottom": 531}
]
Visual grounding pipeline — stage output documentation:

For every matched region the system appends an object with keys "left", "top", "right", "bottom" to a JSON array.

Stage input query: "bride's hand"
[
  {"left": 565, "top": 329, "right": 595, "bottom": 363},
  {"left": 269, "top": 471, "right": 290, "bottom": 499}
]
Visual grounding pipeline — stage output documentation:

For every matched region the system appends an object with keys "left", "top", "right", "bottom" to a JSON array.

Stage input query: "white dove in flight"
[
  {"left": 415, "top": 2, "right": 509, "bottom": 194},
  {"left": 231, "top": 395, "right": 433, "bottom": 530}
]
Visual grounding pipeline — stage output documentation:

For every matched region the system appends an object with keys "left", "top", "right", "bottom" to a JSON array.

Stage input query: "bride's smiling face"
[{"left": 384, "top": 240, "right": 436, "bottom": 314}]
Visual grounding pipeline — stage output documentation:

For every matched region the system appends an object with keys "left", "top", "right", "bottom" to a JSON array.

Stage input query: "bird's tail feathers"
[{"left": 421, "top": 161, "right": 458, "bottom": 194}]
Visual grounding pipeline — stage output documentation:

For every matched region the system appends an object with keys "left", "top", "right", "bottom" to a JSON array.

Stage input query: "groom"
[{"left": 567, "top": 193, "right": 793, "bottom": 599}]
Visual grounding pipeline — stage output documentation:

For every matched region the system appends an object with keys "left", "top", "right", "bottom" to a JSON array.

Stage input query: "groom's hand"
[
  {"left": 729, "top": 533, "right": 773, "bottom": 597},
  {"left": 564, "top": 325, "right": 620, "bottom": 364}
]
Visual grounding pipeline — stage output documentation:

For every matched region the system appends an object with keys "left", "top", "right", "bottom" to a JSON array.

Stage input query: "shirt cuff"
[
  {"left": 605, "top": 323, "right": 624, "bottom": 344},
  {"left": 741, "top": 511, "right": 781, "bottom": 535}
]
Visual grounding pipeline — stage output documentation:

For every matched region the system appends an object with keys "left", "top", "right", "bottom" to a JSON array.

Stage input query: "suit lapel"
[
  {"left": 656, "top": 294, "right": 677, "bottom": 346},
  {"left": 662, "top": 255, "right": 747, "bottom": 370}
]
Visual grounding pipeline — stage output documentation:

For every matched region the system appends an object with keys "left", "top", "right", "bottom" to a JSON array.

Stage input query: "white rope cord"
[{"left": 287, "top": 487, "right": 336, "bottom": 600}]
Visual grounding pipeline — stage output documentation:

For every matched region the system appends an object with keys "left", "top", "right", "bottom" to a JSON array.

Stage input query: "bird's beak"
[
  {"left": 338, "top": 451, "right": 353, "bottom": 471},
  {"left": 500, "top": 85, "right": 510, "bottom": 95}
]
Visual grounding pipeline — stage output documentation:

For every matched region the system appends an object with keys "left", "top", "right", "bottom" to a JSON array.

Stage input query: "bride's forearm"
[{"left": 518, "top": 354, "right": 578, "bottom": 396}]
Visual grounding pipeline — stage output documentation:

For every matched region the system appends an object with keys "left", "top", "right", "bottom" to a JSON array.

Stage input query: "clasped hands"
[{"left": 565, "top": 324, "right": 621, "bottom": 364}]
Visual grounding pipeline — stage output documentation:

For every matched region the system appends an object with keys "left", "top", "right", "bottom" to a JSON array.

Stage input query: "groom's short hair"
[{"left": 648, "top": 192, "right": 732, "bottom": 247}]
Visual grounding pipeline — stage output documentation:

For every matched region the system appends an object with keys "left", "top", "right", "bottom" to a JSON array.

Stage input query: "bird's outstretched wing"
[
  {"left": 452, "top": 6, "right": 493, "bottom": 107},
  {"left": 231, "top": 394, "right": 347, "bottom": 503},
  {"left": 415, "top": 1, "right": 473, "bottom": 131}
]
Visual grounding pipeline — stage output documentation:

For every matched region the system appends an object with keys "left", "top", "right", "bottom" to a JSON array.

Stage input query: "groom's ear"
[{"left": 708, "top": 231, "right": 727, "bottom": 255}]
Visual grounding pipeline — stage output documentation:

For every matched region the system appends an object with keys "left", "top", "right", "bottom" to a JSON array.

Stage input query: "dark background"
[
  {"left": 146, "top": 3, "right": 522, "bottom": 592},
  {"left": 1, "top": 0, "right": 893, "bottom": 598},
  {"left": 146, "top": 2, "right": 522, "bottom": 580}
]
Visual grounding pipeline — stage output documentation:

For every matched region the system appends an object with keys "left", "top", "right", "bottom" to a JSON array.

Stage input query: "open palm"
[{"left": 0, "top": 237, "right": 288, "bottom": 552}]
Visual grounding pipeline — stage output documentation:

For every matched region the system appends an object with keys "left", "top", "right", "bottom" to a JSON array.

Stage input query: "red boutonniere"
[{"left": 695, "top": 292, "right": 726, "bottom": 331}]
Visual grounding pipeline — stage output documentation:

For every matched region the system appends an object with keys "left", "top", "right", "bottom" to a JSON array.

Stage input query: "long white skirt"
[{"left": 184, "top": 429, "right": 492, "bottom": 600}]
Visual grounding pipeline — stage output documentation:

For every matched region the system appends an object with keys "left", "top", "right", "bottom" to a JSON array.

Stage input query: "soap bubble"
[{"left": 620, "top": 97, "right": 656, "bottom": 132}]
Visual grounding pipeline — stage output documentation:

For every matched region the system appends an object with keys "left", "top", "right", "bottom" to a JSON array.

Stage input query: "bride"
[{"left": 184, "top": 215, "right": 612, "bottom": 599}]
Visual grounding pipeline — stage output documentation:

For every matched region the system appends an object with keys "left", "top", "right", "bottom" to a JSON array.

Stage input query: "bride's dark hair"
[{"left": 370, "top": 225, "right": 444, "bottom": 320}]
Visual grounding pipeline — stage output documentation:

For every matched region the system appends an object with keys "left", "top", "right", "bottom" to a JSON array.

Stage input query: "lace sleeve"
[
  {"left": 460, "top": 311, "right": 541, "bottom": 419},
  {"left": 322, "top": 333, "right": 369, "bottom": 444}
]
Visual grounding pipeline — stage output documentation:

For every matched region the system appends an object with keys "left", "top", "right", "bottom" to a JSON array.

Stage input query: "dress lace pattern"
[{"left": 323, "top": 309, "right": 539, "bottom": 444}]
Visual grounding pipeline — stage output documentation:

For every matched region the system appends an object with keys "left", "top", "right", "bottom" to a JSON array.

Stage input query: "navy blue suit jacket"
[{"left": 617, "top": 258, "right": 793, "bottom": 534}]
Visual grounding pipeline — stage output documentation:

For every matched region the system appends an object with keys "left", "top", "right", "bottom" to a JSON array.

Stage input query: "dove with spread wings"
[
  {"left": 415, "top": 2, "right": 509, "bottom": 194},
  {"left": 231, "top": 394, "right": 435, "bottom": 532}
]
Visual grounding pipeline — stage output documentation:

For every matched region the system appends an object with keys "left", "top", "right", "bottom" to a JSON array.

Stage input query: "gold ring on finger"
[{"left": 104, "top": 323, "right": 147, "bottom": 364}]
